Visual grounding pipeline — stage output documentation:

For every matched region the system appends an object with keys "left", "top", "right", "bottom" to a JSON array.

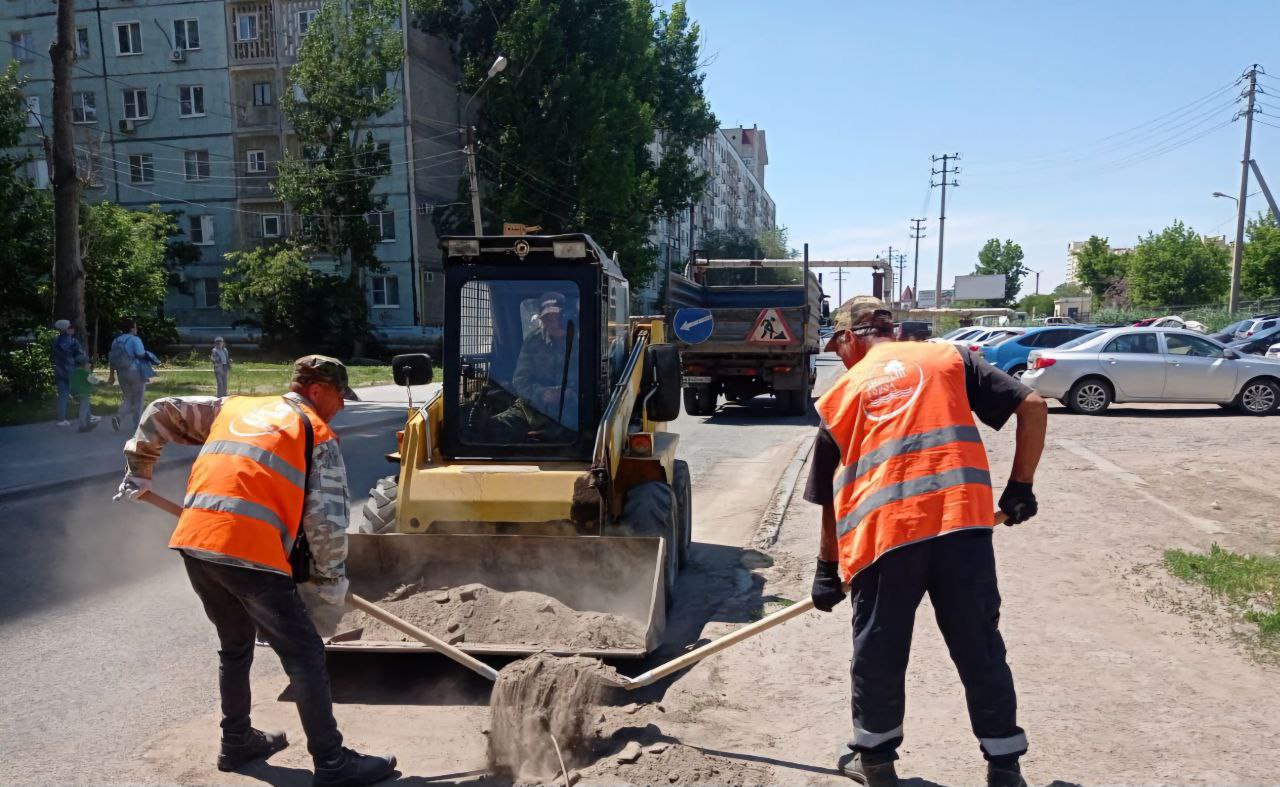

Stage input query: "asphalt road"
[{"left": 0, "top": 361, "right": 839, "bottom": 783}]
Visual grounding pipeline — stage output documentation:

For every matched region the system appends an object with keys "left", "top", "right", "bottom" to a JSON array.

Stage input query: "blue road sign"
[{"left": 673, "top": 307, "right": 715, "bottom": 344}]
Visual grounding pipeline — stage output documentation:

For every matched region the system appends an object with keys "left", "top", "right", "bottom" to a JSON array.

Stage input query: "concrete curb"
[
  {"left": 0, "top": 411, "right": 408, "bottom": 504},
  {"left": 752, "top": 433, "right": 816, "bottom": 549}
]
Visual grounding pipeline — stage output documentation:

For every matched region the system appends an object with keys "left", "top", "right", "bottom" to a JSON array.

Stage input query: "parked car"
[
  {"left": 1042, "top": 316, "right": 1082, "bottom": 326},
  {"left": 980, "top": 325, "right": 1098, "bottom": 379},
  {"left": 895, "top": 320, "right": 933, "bottom": 341},
  {"left": 1210, "top": 319, "right": 1251, "bottom": 344},
  {"left": 1148, "top": 315, "right": 1209, "bottom": 333},
  {"left": 932, "top": 327, "right": 988, "bottom": 345},
  {"left": 964, "top": 328, "right": 1026, "bottom": 351},
  {"left": 1234, "top": 315, "right": 1280, "bottom": 340},
  {"left": 1021, "top": 327, "right": 1280, "bottom": 415},
  {"left": 1227, "top": 323, "right": 1280, "bottom": 355},
  {"left": 939, "top": 327, "right": 1021, "bottom": 348},
  {"left": 1269, "top": 343, "right": 1280, "bottom": 360},
  {"left": 1132, "top": 317, "right": 1159, "bottom": 327}
]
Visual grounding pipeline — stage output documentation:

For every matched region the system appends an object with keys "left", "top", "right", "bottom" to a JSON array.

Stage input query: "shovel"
[{"left": 138, "top": 491, "right": 500, "bottom": 682}]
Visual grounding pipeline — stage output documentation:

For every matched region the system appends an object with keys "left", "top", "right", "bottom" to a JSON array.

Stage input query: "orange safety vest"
[
  {"left": 169, "top": 395, "right": 334, "bottom": 575},
  {"left": 816, "top": 341, "right": 994, "bottom": 583}
]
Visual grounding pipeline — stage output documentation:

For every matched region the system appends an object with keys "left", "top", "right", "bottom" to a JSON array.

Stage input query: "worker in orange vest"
[
  {"left": 805, "top": 306, "right": 1047, "bottom": 787},
  {"left": 116, "top": 356, "right": 396, "bottom": 785}
]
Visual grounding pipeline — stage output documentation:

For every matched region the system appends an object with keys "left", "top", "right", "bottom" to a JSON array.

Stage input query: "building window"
[
  {"left": 235, "top": 13, "right": 259, "bottom": 42},
  {"left": 252, "top": 81, "right": 272, "bottom": 106},
  {"left": 115, "top": 22, "right": 142, "bottom": 56},
  {"left": 372, "top": 141, "right": 391, "bottom": 175},
  {"left": 75, "top": 27, "right": 90, "bottom": 59},
  {"left": 297, "top": 9, "right": 319, "bottom": 37},
  {"left": 24, "top": 96, "right": 40, "bottom": 127},
  {"left": 10, "top": 31, "right": 33, "bottom": 63},
  {"left": 184, "top": 150, "right": 210, "bottom": 181},
  {"left": 261, "top": 214, "right": 281, "bottom": 238},
  {"left": 371, "top": 275, "right": 399, "bottom": 308},
  {"left": 71, "top": 92, "right": 97, "bottom": 124},
  {"left": 173, "top": 19, "right": 200, "bottom": 50},
  {"left": 366, "top": 209, "right": 395, "bottom": 242},
  {"left": 178, "top": 85, "right": 205, "bottom": 117},
  {"left": 195, "top": 278, "right": 221, "bottom": 309},
  {"left": 128, "top": 154, "right": 154, "bottom": 185},
  {"left": 122, "top": 88, "right": 149, "bottom": 120},
  {"left": 246, "top": 149, "right": 266, "bottom": 173},
  {"left": 188, "top": 214, "right": 214, "bottom": 245}
]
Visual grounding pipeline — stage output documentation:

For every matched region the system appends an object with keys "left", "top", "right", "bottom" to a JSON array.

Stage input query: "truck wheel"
[
  {"left": 673, "top": 460, "right": 692, "bottom": 568},
  {"left": 643, "top": 344, "right": 683, "bottom": 422},
  {"left": 361, "top": 475, "right": 399, "bottom": 534},
  {"left": 684, "top": 384, "right": 715, "bottom": 415},
  {"left": 622, "top": 481, "right": 679, "bottom": 604},
  {"left": 788, "top": 385, "right": 811, "bottom": 415}
]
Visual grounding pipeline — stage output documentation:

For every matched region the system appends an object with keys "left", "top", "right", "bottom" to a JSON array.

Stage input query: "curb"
[
  {"left": 0, "top": 411, "right": 408, "bottom": 504},
  {"left": 752, "top": 433, "right": 816, "bottom": 549}
]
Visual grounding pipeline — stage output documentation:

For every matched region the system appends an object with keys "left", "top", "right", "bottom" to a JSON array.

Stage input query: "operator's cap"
[
  {"left": 214, "top": 336, "right": 225, "bottom": 343},
  {"left": 538, "top": 291, "right": 566, "bottom": 317},
  {"left": 823, "top": 304, "right": 895, "bottom": 351},
  {"left": 54, "top": 319, "right": 71, "bottom": 331},
  {"left": 293, "top": 354, "right": 358, "bottom": 400}
]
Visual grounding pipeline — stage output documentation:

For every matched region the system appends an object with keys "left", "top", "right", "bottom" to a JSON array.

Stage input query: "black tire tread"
[{"left": 361, "top": 475, "right": 399, "bottom": 534}]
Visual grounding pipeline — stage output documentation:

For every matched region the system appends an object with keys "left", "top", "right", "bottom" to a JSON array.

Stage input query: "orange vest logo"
[
  {"left": 858, "top": 357, "right": 926, "bottom": 422},
  {"left": 229, "top": 401, "right": 298, "bottom": 438}
]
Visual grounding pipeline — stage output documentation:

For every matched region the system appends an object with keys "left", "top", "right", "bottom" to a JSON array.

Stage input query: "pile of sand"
[
  {"left": 336, "top": 582, "right": 645, "bottom": 650},
  {"left": 575, "top": 740, "right": 770, "bottom": 785}
]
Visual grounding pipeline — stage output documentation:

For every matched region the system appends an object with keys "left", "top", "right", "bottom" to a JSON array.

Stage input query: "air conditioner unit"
[
  {"left": 118, "top": 118, "right": 136, "bottom": 133},
  {"left": 169, "top": 49, "right": 185, "bottom": 63}
]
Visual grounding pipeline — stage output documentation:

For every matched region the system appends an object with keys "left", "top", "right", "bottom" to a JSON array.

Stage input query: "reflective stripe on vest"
[
  {"left": 816, "top": 342, "right": 993, "bottom": 582},
  {"left": 169, "top": 395, "right": 333, "bottom": 575}
]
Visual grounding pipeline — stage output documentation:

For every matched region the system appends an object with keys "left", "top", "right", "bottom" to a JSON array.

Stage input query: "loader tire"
[
  {"left": 361, "top": 475, "right": 399, "bottom": 534},
  {"left": 643, "top": 344, "right": 683, "bottom": 422},
  {"left": 622, "top": 481, "right": 679, "bottom": 604},
  {"left": 673, "top": 459, "right": 692, "bottom": 568}
]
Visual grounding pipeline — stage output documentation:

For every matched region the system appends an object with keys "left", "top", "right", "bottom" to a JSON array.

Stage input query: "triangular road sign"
[{"left": 747, "top": 308, "right": 794, "bottom": 344}]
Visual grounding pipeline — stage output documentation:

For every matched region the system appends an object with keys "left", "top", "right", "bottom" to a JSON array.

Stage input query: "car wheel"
[
  {"left": 1067, "top": 378, "right": 1112, "bottom": 415},
  {"left": 1237, "top": 378, "right": 1279, "bottom": 415},
  {"left": 1008, "top": 364, "right": 1028, "bottom": 380}
]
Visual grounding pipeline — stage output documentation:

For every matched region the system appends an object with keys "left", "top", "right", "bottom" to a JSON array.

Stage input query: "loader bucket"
[{"left": 327, "top": 533, "right": 666, "bottom": 658}]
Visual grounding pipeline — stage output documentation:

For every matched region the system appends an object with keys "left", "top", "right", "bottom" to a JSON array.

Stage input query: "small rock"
[
  {"left": 480, "top": 725, "right": 490, "bottom": 736},
  {"left": 567, "top": 770, "right": 581, "bottom": 785},
  {"left": 537, "top": 600, "right": 557, "bottom": 613},
  {"left": 616, "top": 741, "right": 643, "bottom": 764},
  {"left": 656, "top": 704, "right": 666, "bottom": 713},
  {"left": 446, "top": 621, "right": 461, "bottom": 633},
  {"left": 1210, "top": 500, "right": 1221, "bottom": 510},
  {"left": 431, "top": 592, "right": 450, "bottom": 604},
  {"left": 621, "top": 703, "right": 641, "bottom": 715},
  {"left": 645, "top": 742, "right": 670, "bottom": 754},
  {"left": 462, "top": 605, "right": 474, "bottom": 618},
  {"left": 458, "top": 587, "right": 479, "bottom": 602},
  {"left": 447, "top": 631, "right": 465, "bottom": 644}
]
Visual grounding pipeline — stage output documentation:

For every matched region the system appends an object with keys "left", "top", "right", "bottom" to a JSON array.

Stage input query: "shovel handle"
[
  {"left": 139, "top": 490, "right": 185, "bottom": 518},
  {"left": 346, "top": 594, "right": 500, "bottom": 682}
]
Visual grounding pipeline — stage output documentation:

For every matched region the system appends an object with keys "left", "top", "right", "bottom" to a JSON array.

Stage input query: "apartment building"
[{"left": 3, "top": 0, "right": 465, "bottom": 336}]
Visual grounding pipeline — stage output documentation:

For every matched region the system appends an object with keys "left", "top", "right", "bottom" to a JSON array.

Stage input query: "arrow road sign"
[{"left": 673, "top": 307, "right": 715, "bottom": 344}]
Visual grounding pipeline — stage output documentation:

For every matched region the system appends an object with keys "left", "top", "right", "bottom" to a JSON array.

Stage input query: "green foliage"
[
  {"left": 1242, "top": 211, "right": 1280, "bottom": 300},
  {"left": 277, "top": 0, "right": 404, "bottom": 279},
  {"left": 0, "top": 327, "right": 57, "bottom": 397},
  {"left": 1165, "top": 544, "right": 1280, "bottom": 640},
  {"left": 1126, "top": 221, "right": 1230, "bottom": 307},
  {"left": 416, "top": 0, "right": 718, "bottom": 285},
  {"left": 1053, "top": 281, "right": 1087, "bottom": 297},
  {"left": 1017, "top": 294, "right": 1055, "bottom": 317},
  {"left": 758, "top": 225, "right": 798, "bottom": 260},
  {"left": 1073, "top": 235, "right": 1129, "bottom": 305},
  {"left": 222, "top": 243, "right": 368, "bottom": 357},
  {"left": 701, "top": 227, "right": 802, "bottom": 285},
  {"left": 80, "top": 203, "right": 171, "bottom": 353},
  {"left": 974, "top": 238, "right": 1028, "bottom": 305}
]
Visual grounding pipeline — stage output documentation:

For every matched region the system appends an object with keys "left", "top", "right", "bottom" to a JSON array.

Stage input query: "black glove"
[
  {"left": 999, "top": 480, "right": 1037, "bottom": 525},
  {"left": 811, "top": 558, "right": 847, "bottom": 612}
]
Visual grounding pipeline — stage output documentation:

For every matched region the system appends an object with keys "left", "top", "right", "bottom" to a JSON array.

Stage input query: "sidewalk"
[{"left": 0, "top": 383, "right": 438, "bottom": 501}]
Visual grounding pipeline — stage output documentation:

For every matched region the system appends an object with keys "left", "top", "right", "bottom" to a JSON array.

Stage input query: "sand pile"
[
  {"left": 336, "top": 583, "right": 645, "bottom": 649},
  {"left": 574, "top": 740, "right": 770, "bottom": 785}
]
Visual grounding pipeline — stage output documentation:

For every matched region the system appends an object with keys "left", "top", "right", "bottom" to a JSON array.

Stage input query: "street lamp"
[
  {"left": 463, "top": 55, "right": 509, "bottom": 236},
  {"left": 1212, "top": 191, "right": 1238, "bottom": 204}
]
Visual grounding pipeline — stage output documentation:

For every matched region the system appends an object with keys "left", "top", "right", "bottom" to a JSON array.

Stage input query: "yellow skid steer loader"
[{"left": 332, "top": 234, "right": 690, "bottom": 658}]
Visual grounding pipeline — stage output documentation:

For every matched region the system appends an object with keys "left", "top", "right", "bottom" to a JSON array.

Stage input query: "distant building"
[{"left": 1054, "top": 296, "right": 1091, "bottom": 320}]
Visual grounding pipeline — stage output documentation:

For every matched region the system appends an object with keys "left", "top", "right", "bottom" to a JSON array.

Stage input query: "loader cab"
[{"left": 440, "top": 234, "right": 629, "bottom": 461}]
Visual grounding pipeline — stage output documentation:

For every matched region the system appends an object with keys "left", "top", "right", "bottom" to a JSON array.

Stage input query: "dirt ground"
[{"left": 133, "top": 401, "right": 1280, "bottom": 785}]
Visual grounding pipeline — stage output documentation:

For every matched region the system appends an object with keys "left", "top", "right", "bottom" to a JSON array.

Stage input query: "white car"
[
  {"left": 1235, "top": 316, "right": 1280, "bottom": 341},
  {"left": 1268, "top": 342, "right": 1280, "bottom": 360},
  {"left": 935, "top": 327, "right": 1020, "bottom": 347}
]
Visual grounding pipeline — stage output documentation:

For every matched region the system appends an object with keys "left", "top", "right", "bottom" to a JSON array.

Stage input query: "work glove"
[
  {"left": 113, "top": 474, "right": 153, "bottom": 502},
  {"left": 811, "top": 558, "right": 847, "bottom": 612},
  {"left": 299, "top": 577, "right": 350, "bottom": 639},
  {"left": 999, "top": 480, "right": 1038, "bottom": 525}
]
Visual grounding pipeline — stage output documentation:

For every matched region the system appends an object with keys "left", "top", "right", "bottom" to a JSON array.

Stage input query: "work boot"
[
  {"left": 312, "top": 747, "right": 398, "bottom": 786},
  {"left": 836, "top": 745, "right": 900, "bottom": 786},
  {"left": 217, "top": 728, "right": 289, "bottom": 772},
  {"left": 987, "top": 760, "right": 1028, "bottom": 787}
]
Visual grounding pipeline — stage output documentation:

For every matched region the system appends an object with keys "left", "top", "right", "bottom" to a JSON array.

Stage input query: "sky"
[{"left": 673, "top": 0, "right": 1280, "bottom": 300}]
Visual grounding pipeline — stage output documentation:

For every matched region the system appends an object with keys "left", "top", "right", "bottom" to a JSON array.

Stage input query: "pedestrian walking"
[
  {"left": 114, "top": 356, "right": 396, "bottom": 785},
  {"left": 51, "top": 319, "right": 88, "bottom": 426},
  {"left": 211, "top": 337, "right": 231, "bottom": 397},
  {"left": 108, "top": 319, "right": 158, "bottom": 432},
  {"left": 70, "top": 358, "right": 103, "bottom": 433},
  {"left": 806, "top": 304, "right": 1048, "bottom": 787}
]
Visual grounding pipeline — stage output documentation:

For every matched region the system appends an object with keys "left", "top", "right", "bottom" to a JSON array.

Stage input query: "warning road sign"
[{"left": 747, "top": 308, "right": 794, "bottom": 344}]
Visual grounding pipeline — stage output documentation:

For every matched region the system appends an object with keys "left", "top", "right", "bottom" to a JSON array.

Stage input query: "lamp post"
[{"left": 464, "top": 55, "right": 508, "bottom": 235}]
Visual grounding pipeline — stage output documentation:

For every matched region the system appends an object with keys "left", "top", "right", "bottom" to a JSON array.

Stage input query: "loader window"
[{"left": 456, "top": 279, "right": 582, "bottom": 446}]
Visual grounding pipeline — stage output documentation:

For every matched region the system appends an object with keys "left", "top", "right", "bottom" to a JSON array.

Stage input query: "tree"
[
  {"left": 51, "top": 0, "right": 85, "bottom": 339},
  {"left": 80, "top": 203, "right": 171, "bottom": 352},
  {"left": 415, "top": 0, "right": 718, "bottom": 285},
  {"left": 1053, "top": 281, "right": 1086, "bottom": 297},
  {"left": 1125, "top": 220, "right": 1230, "bottom": 307},
  {"left": 758, "top": 225, "right": 798, "bottom": 260},
  {"left": 973, "top": 238, "right": 1028, "bottom": 306},
  {"left": 1017, "top": 294, "right": 1055, "bottom": 317},
  {"left": 1241, "top": 211, "right": 1280, "bottom": 300},
  {"left": 1073, "top": 235, "right": 1128, "bottom": 306},
  {"left": 700, "top": 227, "right": 800, "bottom": 285}
]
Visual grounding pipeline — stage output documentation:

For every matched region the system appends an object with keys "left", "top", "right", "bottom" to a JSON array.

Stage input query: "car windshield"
[
  {"left": 941, "top": 328, "right": 970, "bottom": 339},
  {"left": 1056, "top": 330, "right": 1104, "bottom": 350},
  {"left": 455, "top": 279, "right": 582, "bottom": 446}
]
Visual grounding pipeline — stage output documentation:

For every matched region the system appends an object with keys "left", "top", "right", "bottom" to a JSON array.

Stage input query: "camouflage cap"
[
  {"left": 823, "top": 303, "right": 895, "bottom": 351},
  {"left": 293, "top": 354, "right": 358, "bottom": 400}
]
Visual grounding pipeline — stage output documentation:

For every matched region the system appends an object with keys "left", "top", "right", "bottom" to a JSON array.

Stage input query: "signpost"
[{"left": 673, "top": 307, "right": 715, "bottom": 345}]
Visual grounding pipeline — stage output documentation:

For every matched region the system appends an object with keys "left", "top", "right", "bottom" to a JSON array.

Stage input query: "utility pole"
[
  {"left": 830, "top": 270, "right": 850, "bottom": 309},
  {"left": 931, "top": 153, "right": 960, "bottom": 323},
  {"left": 894, "top": 254, "right": 907, "bottom": 302},
  {"left": 465, "top": 125, "right": 484, "bottom": 235},
  {"left": 909, "top": 218, "right": 926, "bottom": 305},
  {"left": 1032, "top": 269, "right": 1043, "bottom": 295},
  {"left": 50, "top": 0, "right": 84, "bottom": 338},
  {"left": 1229, "top": 65, "right": 1259, "bottom": 313}
]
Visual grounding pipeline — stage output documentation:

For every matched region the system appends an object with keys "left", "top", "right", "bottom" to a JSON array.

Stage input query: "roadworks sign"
[{"left": 747, "top": 308, "right": 794, "bottom": 344}]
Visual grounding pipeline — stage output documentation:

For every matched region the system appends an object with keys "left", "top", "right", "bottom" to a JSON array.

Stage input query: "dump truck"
[
  {"left": 339, "top": 233, "right": 690, "bottom": 659},
  {"left": 666, "top": 256, "right": 823, "bottom": 415}
]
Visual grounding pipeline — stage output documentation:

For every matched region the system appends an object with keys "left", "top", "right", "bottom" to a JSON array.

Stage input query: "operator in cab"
[{"left": 490, "top": 291, "right": 579, "bottom": 442}]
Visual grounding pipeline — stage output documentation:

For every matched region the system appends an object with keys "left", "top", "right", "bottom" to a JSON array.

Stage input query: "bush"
[{"left": 0, "top": 327, "right": 56, "bottom": 397}]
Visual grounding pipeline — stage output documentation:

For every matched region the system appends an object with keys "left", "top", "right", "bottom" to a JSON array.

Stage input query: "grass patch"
[
  {"left": 0, "top": 362, "right": 393, "bottom": 427},
  {"left": 1164, "top": 544, "right": 1280, "bottom": 640}
]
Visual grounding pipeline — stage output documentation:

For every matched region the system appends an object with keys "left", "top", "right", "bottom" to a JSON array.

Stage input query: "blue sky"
[{"left": 677, "top": 0, "right": 1279, "bottom": 298}]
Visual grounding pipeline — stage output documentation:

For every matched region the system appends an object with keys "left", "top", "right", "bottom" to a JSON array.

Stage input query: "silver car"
[{"left": 1021, "top": 327, "right": 1280, "bottom": 415}]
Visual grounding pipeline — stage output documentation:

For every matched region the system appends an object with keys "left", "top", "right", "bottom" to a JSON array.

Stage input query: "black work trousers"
[
  {"left": 848, "top": 529, "right": 1026, "bottom": 765},
  {"left": 182, "top": 554, "right": 343, "bottom": 763}
]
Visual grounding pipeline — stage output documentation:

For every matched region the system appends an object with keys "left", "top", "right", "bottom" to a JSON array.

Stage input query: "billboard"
[{"left": 954, "top": 274, "right": 1007, "bottom": 301}]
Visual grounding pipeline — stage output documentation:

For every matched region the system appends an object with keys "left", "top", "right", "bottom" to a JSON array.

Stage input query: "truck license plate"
[{"left": 683, "top": 376, "right": 712, "bottom": 384}]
